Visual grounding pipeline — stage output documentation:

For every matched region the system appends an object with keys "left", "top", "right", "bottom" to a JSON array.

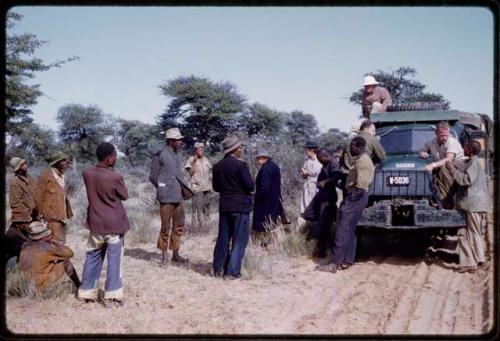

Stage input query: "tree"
[
  {"left": 6, "top": 122, "right": 59, "bottom": 163},
  {"left": 284, "top": 110, "right": 320, "bottom": 145},
  {"left": 157, "top": 75, "right": 246, "bottom": 151},
  {"left": 115, "top": 119, "right": 162, "bottom": 167},
  {"left": 318, "top": 128, "right": 349, "bottom": 152},
  {"left": 349, "top": 67, "right": 450, "bottom": 109},
  {"left": 56, "top": 104, "right": 114, "bottom": 162},
  {"left": 5, "top": 12, "right": 78, "bottom": 136},
  {"left": 238, "top": 103, "right": 285, "bottom": 137}
]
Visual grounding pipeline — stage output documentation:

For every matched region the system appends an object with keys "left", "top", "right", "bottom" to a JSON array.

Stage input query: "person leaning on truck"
[
  {"left": 419, "top": 121, "right": 466, "bottom": 209},
  {"left": 446, "top": 141, "right": 490, "bottom": 273}
]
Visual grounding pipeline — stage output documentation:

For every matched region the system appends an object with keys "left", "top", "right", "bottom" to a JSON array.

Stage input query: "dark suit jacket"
[
  {"left": 212, "top": 154, "right": 254, "bottom": 213},
  {"left": 82, "top": 165, "right": 130, "bottom": 234},
  {"left": 253, "top": 159, "right": 281, "bottom": 232}
]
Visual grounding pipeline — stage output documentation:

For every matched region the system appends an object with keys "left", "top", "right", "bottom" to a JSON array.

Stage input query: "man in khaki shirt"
[
  {"left": 317, "top": 137, "right": 374, "bottom": 273},
  {"left": 361, "top": 75, "right": 392, "bottom": 118},
  {"left": 185, "top": 142, "right": 212, "bottom": 231}
]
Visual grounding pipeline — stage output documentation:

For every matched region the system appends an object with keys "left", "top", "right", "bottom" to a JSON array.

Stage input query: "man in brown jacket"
[
  {"left": 78, "top": 142, "right": 129, "bottom": 306},
  {"left": 18, "top": 221, "right": 80, "bottom": 293},
  {"left": 3, "top": 157, "right": 37, "bottom": 264},
  {"left": 361, "top": 75, "right": 392, "bottom": 118},
  {"left": 35, "top": 151, "right": 73, "bottom": 242}
]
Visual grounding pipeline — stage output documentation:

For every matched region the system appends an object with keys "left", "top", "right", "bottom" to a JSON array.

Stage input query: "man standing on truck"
[
  {"left": 419, "top": 121, "right": 465, "bottom": 209},
  {"left": 446, "top": 141, "right": 490, "bottom": 273},
  {"left": 361, "top": 75, "right": 392, "bottom": 118},
  {"left": 317, "top": 137, "right": 374, "bottom": 273}
]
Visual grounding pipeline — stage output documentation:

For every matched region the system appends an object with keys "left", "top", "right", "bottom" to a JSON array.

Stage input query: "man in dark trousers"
[
  {"left": 212, "top": 135, "right": 255, "bottom": 280},
  {"left": 78, "top": 142, "right": 129, "bottom": 307},
  {"left": 252, "top": 148, "right": 281, "bottom": 240},
  {"left": 317, "top": 137, "right": 374, "bottom": 273},
  {"left": 313, "top": 148, "right": 342, "bottom": 258},
  {"left": 149, "top": 127, "right": 192, "bottom": 267}
]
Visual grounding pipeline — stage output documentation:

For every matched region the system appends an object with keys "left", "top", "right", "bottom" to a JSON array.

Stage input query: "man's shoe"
[
  {"left": 224, "top": 274, "right": 242, "bottom": 281},
  {"left": 315, "top": 263, "right": 338, "bottom": 273},
  {"left": 340, "top": 263, "right": 352, "bottom": 270},
  {"left": 172, "top": 254, "right": 189, "bottom": 264},
  {"left": 103, "top": 298, "right": 124, "bottom": 308},
  {"left": 213, "top": 269, "right": 224, "bottom": 278}
]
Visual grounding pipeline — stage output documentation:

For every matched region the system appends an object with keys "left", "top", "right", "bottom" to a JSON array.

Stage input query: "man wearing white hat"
[
  {"left": 361, "top": 75, "right": 392, "bottom": 118},
  {"left": 185, "top": 142, "right": 212, "bottom": 231},
  {"left": 149, "top": 127, "right": 192, "bottom": 267}
]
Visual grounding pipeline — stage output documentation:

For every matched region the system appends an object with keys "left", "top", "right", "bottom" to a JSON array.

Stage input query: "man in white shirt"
[{"left": 420, "top": 121, "right": 466, "bottom": 208}]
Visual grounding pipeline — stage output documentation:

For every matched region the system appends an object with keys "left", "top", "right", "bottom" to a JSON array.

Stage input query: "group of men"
[{"left": 3, "top": 75, "right": 490, "bottom": 306}]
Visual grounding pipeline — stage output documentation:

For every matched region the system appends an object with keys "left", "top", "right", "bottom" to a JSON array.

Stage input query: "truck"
[{"left": 357, "top": 108, "right": 492, "bottom": 233}]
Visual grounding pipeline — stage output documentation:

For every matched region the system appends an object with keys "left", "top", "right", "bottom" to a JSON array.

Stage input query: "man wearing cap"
[
  {"left": 361, "top": 75, "right": 392, "bottom": 118},
  {"left": 299, "top": 141, "right": 323, "bottom": 216},
  {"left": 185, "top": 142, "right": 212, "bottom": 231},
  {"left": 18, "top": 221, "right": 80, "bottom": 293},
  {"left": 252, "top": 148, "right": 282, "bottom": 238},
  {"left": 212, "top": 135, "right": 255, "bottom": 280},
  {"left": 78, "top": 142, "right": 129, "bottom": 306},
  {"left": 3, "top": 157, "right": 37, "bottom": 264},
  {"left": 35, "top": 151, "right": 73, "bottom": 243},
  {"left": 150, "top": 127, "right": 192, "bottom": 267}
]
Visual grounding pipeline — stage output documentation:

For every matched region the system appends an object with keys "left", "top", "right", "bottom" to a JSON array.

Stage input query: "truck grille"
[{"left": 368, "top": 169, "right": 435, "bottom": 197}]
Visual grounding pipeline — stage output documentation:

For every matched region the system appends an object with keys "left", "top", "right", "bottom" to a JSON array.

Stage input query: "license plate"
[{"left": 387, "top": 176, "right": 410, "bottom": 186}]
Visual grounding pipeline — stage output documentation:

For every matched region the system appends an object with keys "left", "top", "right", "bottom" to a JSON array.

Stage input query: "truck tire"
[{"left": 387, "top": 102, "right": 446, "bottom": 112}]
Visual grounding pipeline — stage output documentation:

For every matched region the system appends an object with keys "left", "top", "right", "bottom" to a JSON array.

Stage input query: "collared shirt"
[
  {"left": 302, "top": 157, "right": 323, "bottom": 184},
  {"left": 362, "top": 86, "right": 392, "bottom": 118},
  {"left": 422, "top": 136, "right": 465, "bottom": 161},
  {"left": 185, "top": 155, "right": 212, "bottom": 192},
  {"left": 346, "top": 152, "right": 375, "bottom": 192}
]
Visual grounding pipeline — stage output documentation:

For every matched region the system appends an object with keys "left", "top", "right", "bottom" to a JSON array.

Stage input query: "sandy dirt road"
[{"left": 5, "top": 215, "right": 494, "bottom": 336}]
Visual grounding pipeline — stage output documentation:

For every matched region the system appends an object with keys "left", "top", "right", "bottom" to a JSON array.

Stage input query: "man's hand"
[
  {"left": 419, "top": 151, "right": 429, "bottom": 159},
  {"left": 424, "top": 163, "right": 434, "bottom": 172},
  {"left": 445, "top": 161, "right": 453, "bottom": 171},
  {"left": 317, "top": 180, "right": 327, "bottom": 189}
]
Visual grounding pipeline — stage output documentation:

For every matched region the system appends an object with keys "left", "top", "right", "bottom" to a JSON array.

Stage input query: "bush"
[{"left": 6, "top": 266, "right": 74, "bottom": 299}]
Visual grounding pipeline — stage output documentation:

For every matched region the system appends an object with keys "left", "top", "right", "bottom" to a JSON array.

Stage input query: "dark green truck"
[{"left": 358, "top": 109, "right": 492, "bottom": 230}]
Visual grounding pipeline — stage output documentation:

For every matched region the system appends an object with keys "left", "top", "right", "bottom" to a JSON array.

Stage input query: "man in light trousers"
[{"left": 78, "top": 142, "right": 129, "bottom": 307}]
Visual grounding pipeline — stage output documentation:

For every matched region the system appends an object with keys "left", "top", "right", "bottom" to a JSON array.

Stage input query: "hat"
[
  {"left": 165, "top": 127, "right": 184, "bottom": 140},
  {"left": 255, "top": 147, "right": 271, "bottom": 159},
  {"left": 222, "top": 135, "right": 242, "bottom": 154},
  {"left": 362, "top": 75, "right": 379, "bottom": 87},
  {"left": 194, "top": 142, "right": 205, "bottom": 149},
  {"left": 48, "top": 151, "right": 69, "bottom": 167},
  {"left": 10, "top": 157, "right": 26, "bottom": 171},
  {"left": 26, "top": 221, "right": 52, "bottom": 241},
  {"left": 302, "top": 140, "right": 319, "bottom": 149}
]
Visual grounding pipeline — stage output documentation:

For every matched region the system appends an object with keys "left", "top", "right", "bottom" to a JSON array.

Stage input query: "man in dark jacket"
[
  {"left": 212, "top": 135, "right": 255, "bottom": 280},
  {"left": 149, "top": 127, "right": 192, "bottom": 267},
  {"left": 78, "top": 142, "right": 129, "bottom": 306},
  {"left": 252, "top": 148, "right": 281, "bottom": 234}
]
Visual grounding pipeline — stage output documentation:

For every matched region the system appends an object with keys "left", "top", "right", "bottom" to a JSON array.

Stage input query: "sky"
[{"left": 9, "top": 6, "right": 494, "bottom": 134}]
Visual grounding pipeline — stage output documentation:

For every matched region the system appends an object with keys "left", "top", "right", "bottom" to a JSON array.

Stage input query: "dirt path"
[{"left": 5, "top": 219, "right": 494, "bottom": 335}]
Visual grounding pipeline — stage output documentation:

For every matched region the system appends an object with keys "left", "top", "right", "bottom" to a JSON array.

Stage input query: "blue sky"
[{"left": 10, "top": 6, "right": 494, "bottom": 133}]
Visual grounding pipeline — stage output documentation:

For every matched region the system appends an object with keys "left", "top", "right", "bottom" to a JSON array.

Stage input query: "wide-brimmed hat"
[
  {"left": 222, "top": 135, "right": 242, "bottom": 154},
  {"left": 27, "top": 221, "right": 52, "bottom": 241},
  {"left": 10, "top": 157, "right": 26, "bottom": 171},
  {"left": 302, "top": 140, "right": 319, "bottom": 149},
  {"left": 255, "top": 147, "right": 271, "bottom": 159},
  {"left": 165, "top": 127, "right": 184, "bottom": 140},
  {"left": 362, "top": 75, "right": 379, "bottom": 87},
  {"left": 194, "top": 142, "right": 205, "bottom": 149},
  {"left": 48, "top": 151, "right": 69, "bottom": 167}
]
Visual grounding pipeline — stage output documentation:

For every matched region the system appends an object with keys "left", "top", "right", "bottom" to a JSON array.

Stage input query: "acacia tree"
[
  {"left": 56, "top": 104, "right": 115, "bottom": 162},
  {"left": 7, "top": 122, "right": 59, "bottom": 162},
  {"left": 115, "top": 119, "right": 161, "bottom": 167},
  {"left": 157, "top": 75, "right": 246, "bottom": 152},
  {"left": 349, "top": 67, "right": 450, "bottom": 109},
  {"left": 284, "top": 110, "right": 320, "bottom": 145},
  {"left": 238, "top": 102, "right": 285, "bottom": 137},
  {"left": 5, "top": 12, "right": 78, "bottom": 138}
]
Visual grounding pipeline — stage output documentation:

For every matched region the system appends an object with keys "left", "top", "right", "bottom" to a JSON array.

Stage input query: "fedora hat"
[
  {"left": 165, "top": 127, "right": 184, "bottom": 140},
  {"left": 362, "top": 75, "right": 379, "bottom": 87},
  {"left": 48, "top": 151, "right": 69, "bottom": 167},
  {"left": 27, "top": 221, "right": 52, "bottom": 241},
  {"left": 222, "top": 135, "right": 242, "bottom": 154},
  {"left": 302, "top": 140, "right": 319, "bottom": 149},
  {"left": 10, "top": 157, "right": 26, "bottom": 172},
  {"left": 255, "top": 147, "right": 271, "bottom": 159}
]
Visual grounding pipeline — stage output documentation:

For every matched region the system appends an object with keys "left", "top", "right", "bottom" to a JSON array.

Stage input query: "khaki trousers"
[
  {"left": 433, "top": 166, "right": 459, "bottom": 208},
  {"left": 458, "top": 212, "right": 487, "bottom": 267},
  {"left": 191, "top": 191, "right": 211, "bottom": 228},
  {"left": 48, "top": 221, "right": 66, "bottom": 243},
  {"left": 157, "top": 203, "right": 185, "bottom": 251}
]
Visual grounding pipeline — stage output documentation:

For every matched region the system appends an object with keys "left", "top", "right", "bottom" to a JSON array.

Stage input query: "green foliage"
[
  {"left": 6, "top": 122, "right": 59, "bottom": 163},
  {"left": 284, "top": 110, "right": 320, "bottom": 145},
  {"left": 5, "top": 12, "right": 78, "bottom": 135},
  {"left": 157, "top": 75, "right": 246, "bottom": 152},
  {"left": 238, "top": 103, "right": 285, "bottom": 137},
  {"left": 56, "top": 104, "right": 115, "bottom": 162},
  {"left": 349, "top": 67, "right": 450, "bottom": 109},
  {"left": 318, "top": 128, "right": 349, "bottom": 152},
  {"left": 116, "top": 119, "right": 162, "bottom": 167}
]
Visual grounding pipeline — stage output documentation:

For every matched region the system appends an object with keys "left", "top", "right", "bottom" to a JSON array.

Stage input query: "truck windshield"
[{"left": 378, "top": 128, "right": 435, "bottom": 154}]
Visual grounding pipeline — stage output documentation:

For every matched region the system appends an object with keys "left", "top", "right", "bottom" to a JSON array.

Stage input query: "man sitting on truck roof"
[
  {"left": 361, "top": 75, "right": 392, "bottom": 119},
  {"left": 419, "top": 121, "right": 466, "bottom": 209}
]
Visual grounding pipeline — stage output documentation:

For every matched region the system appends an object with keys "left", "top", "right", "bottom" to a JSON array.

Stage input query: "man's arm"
[
  {"left": 212, "top": 167, "right": 221, "bottom": 193},
  {"left": 380, "top": 87, "right": 392, "bottom": 110},
  {"left": 149, "top": 153, "right": 160, "bottom": 188},
  {"left": 372, "top": 139, "right": 386, "bottom": 162},
  {"left": 115, "top": 174, "right": 129, "bottom": 201},
  {"left": 425, "top": 152, "right": 455, "bottom": 172},
  {"left": 448, "top": 160, "right": 479, "bottom": 187}
]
